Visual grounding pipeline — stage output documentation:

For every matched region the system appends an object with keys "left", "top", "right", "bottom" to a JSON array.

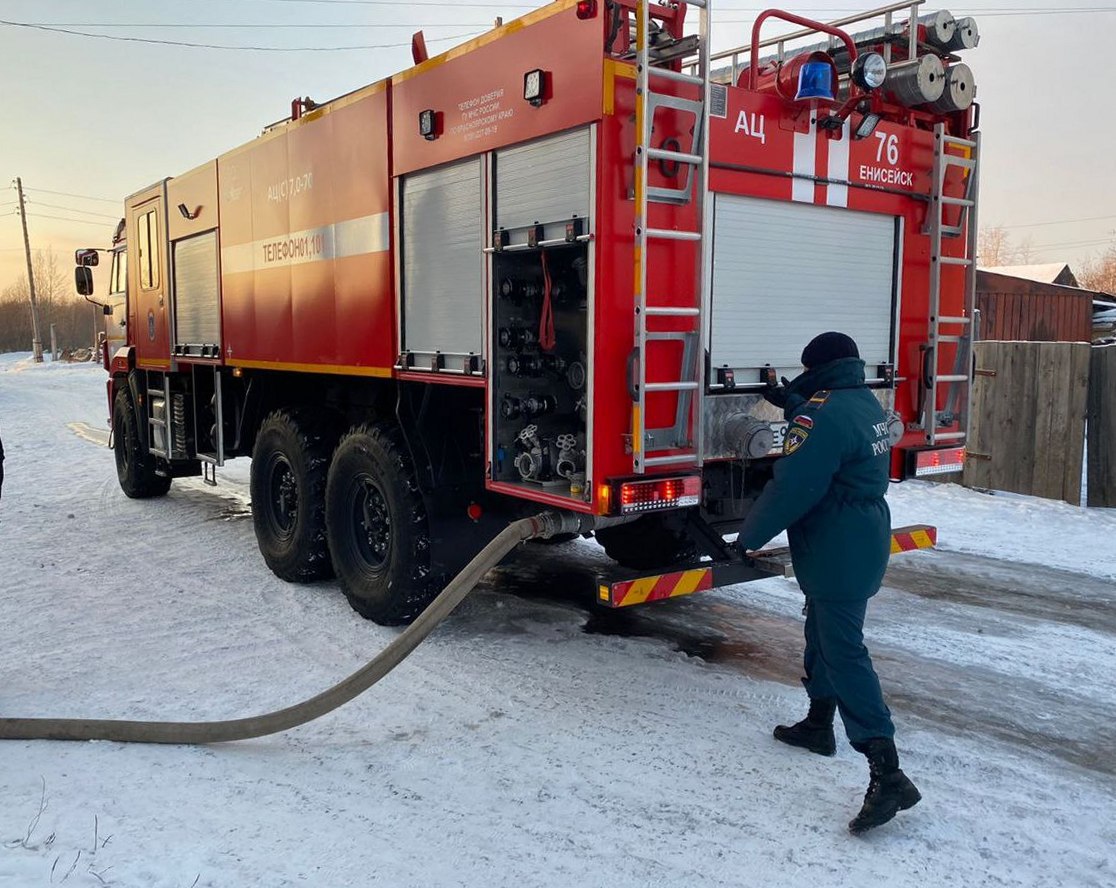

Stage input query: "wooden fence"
[
  {"left": 1088, "top": 344, "right": 1116, "bottom": 507},
  {"left": 963, "top": 341, "right": 1091, "bottom": 504}
]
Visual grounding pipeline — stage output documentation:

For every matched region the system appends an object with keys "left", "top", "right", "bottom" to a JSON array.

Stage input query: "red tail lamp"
[
  {"left": 910, "top": 447, "right": 966, "bottom": 477},
  {"left": 576, "top": 1, "right": 598, "bottom": 19},
  {"left": 618, "top": 476, "right": 701, "bottom": 515}
]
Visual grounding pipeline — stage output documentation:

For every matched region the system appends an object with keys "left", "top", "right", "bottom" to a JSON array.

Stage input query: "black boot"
[
  {"left": 848, "top": 737, "right": 921, "bottom": 834},
  {"left": 773, "top": 698, "right": 837, "bottom": 756}
]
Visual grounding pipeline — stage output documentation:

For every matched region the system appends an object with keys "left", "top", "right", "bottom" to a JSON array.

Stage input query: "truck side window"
[
  {"left": 110, "top": 251, "right": 128, "bottom": 296},
  {"left": 138, "top": 210, "right": 160, "bottom": 290}
]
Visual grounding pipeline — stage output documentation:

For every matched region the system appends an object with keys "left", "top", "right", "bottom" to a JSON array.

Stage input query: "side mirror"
[
  {"left": 75, "top": 248, "right": 99, "bottom": 267},
  {"left": 75, "top": 266, "right": 94, "bottom": 297}
]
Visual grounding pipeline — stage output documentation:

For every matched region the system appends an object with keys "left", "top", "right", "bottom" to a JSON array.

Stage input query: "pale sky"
[{"left": 2, "top": 0, "right": 1115, "bottom": 292}]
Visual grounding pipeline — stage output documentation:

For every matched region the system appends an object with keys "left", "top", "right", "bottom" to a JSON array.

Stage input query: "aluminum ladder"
[
  {"left": 922, "top": 122, "right": 980, "bottom": 446},
  {"left": 631, "top": 0, "right": 712, "bottom": 474}
]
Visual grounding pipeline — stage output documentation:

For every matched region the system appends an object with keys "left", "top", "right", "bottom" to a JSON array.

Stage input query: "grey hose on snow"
[{"left": 0, "top": 511, "right": 630, "bottom": 745}]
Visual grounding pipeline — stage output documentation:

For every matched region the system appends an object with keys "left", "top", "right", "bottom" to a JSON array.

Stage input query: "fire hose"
[{"left": 0, "top": 511, "right": 631, "bottom": 745}]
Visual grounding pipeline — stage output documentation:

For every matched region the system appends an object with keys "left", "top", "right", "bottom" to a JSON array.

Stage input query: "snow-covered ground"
[{"left": 1, "top": 355, "right": 1114, "bottom": 888}]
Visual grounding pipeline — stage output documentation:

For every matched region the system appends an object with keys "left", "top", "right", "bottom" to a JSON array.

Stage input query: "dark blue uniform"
[{"left": 737, "top": 357, "right": 894, "bottom": 745}]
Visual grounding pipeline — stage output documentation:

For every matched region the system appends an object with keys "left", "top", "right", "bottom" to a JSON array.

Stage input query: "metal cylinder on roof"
[
  {"left": 882, "top": 54, "right": 946, "bottom": 106},
  {"left": 943, "top": 16, "right": 980, "bottom": 51},
  {"left": 923, "top": 63, "right": 975, "bottom": 113},
  {"left": 918, "top": 11, "right": 957, "bottom": 49}
]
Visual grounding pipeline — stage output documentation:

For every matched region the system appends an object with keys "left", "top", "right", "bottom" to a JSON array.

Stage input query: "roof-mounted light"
[
  {"left": 795, "top": 57, "right": 835, "bottom": 102},
  {"left": 852, "top": 52, "right": 887, "bottom": 91}
]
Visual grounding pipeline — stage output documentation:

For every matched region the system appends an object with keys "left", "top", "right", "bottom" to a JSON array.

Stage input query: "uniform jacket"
[{"left": 737, "top": 358, "right": 892, "bottom": 601}]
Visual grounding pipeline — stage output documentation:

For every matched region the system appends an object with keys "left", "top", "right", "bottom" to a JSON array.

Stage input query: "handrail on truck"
[
  {"left": 691, "top": 1, "right": 926, "bottom": 85},
  {"left": 747, "top": 9, "right": 860, "bottom": 89}
]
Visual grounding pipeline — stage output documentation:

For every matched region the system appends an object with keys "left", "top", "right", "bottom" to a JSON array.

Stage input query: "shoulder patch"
[
  {"left": 784, "top": 426, "right": 810, "bottom": 455},
  {"left": 792, "top": 415, "right": 814, "bottom": 430},
  {"left": 807, "top": 390, "right": 831, "bottom": 407}
]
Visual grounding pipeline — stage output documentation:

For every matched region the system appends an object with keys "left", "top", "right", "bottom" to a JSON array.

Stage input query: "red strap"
[{"left": 538, "top": 251, "right": 556, "bottom": 352}]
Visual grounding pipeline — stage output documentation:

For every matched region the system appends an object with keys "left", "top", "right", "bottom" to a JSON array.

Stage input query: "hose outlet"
[{"left": 723, "top": 413, "right": 775, "bottom": 460}]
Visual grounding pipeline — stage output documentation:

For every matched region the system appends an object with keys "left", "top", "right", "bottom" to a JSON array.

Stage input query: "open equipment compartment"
[{"left": 490, "top": 128, "right": 593, "bottom": 503}]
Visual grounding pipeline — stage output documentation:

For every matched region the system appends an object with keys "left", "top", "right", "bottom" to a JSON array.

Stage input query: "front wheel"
[
  {"left": 113, "top": 386, "right": 171, "bottom": 499},
  {"left": 325, "top": 423, "right": 440, "bottom": 625}
]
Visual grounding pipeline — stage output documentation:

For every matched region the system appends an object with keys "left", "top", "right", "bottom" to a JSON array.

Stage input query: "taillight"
[
  {"left": 618, "top": 476, "right": 701, "bottom": 514},
  {"left": 911, "top": 446, "right": 966, "bottom": 477},
  {"left": 576, "top": 0, "right": 598, "bottom": 20}
]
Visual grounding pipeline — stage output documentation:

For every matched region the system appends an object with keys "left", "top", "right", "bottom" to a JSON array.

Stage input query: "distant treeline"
[
  {"left": 0, "top": 293, "right": 103, "bottom": 354},
  {"left": 0, "top": 249, "right": 103, "bottom": 354}
]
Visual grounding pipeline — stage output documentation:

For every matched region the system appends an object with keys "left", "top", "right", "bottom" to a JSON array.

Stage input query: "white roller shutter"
[
  {"left": 709, "top": 194, "right": 899, "bottom": 380},
  {"left": 495, "top": 128, "right": 591, "bottom": 246},
  {"left": 401, "top": 158, "right": 485, "bottom": 357},
  {"left": 173, "top": 231, "right": 220, "bottom": 347}
]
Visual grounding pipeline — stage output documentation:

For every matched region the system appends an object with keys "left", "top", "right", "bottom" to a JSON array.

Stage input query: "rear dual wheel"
[{"left": 325, "top": 423, "right": 440, "bottom": 626}]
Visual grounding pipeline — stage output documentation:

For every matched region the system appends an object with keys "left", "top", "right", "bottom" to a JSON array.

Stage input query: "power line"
[
  {"left": 24, "top": 201, "right": 120, "bottom": 220},
  {"left": 22, "top": 213, "right": 116, "bottom": 228},
  {"left": 26, "top": 188, "right": 119, "bottom": 205},
  {"left": 999, "top": 214, "right": 1116, "bottom": 230},
  {"left": 26, "top": 22, "right": 496, "bottom": 29},
  {"left": 0, "top": 19, "right": 483, "bottom": 51}
]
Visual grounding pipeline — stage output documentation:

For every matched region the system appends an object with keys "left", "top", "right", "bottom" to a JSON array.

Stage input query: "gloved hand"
[{"left": 763, "top": 377, "right": 791, "bottom": 409}]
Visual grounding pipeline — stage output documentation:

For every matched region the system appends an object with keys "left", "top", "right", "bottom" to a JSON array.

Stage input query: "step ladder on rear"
[
  {"left": 921, "top": 122, "right": 981, "bottom": 446},
  {"left": 631, "top": 0, "right": 712, "bottom": 474}
]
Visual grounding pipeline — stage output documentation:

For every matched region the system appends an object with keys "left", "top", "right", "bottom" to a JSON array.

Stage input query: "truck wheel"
[
  {"left": 250, "top": 409, "right": 334, "bottom": 583},
  {"left": 113, "top": 387, "right": 171, "bottom": 499},
  {"left": 595, "top": 514, "right": 698, "bottom": 571},
  {"left": 326, "top": 423, "right": 440, "bottom": 626}
]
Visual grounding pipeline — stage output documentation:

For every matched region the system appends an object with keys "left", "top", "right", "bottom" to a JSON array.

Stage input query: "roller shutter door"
[
  {"left": 709, "top": 194, "right": 899, "bottom": 380},
  {"left": 401, "top": 158, "right": 485, "bottom": 358}
]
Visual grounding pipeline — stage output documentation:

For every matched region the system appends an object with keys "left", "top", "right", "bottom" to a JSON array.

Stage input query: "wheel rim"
[
  {"left": 265, "top": 454, "right": 299, "bottom": 539},
  {"left": 350, "top": 473, "right": 391, "bottom": 569}
]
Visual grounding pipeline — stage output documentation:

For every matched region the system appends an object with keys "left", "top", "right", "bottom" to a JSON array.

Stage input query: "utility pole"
[{"left": 14, "top": 177, "right": 44, "bottom": 363}]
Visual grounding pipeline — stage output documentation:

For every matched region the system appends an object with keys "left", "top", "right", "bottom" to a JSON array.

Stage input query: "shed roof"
[{"left": 979, "top": 263, "right": 1078, "bottom": 287}]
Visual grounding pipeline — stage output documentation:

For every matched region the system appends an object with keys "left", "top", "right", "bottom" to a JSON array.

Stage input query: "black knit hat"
[{"left": 801, "top": 332, "right": 860, "bottom": 369}]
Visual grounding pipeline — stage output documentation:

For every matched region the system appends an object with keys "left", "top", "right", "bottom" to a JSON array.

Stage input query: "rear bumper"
[{"left": 594, "top": 524, "right": 938, "bottom": 608}]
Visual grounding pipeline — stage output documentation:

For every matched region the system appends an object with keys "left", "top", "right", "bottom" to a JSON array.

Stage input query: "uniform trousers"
[{"left": 802, "top": 596, "right": 895, "bottom": 745}]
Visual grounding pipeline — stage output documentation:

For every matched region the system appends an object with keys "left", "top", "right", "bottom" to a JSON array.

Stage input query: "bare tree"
[
  {"left": 978, "top": 226, "right": 1015, "bottom": 266},
  {"left": 1080, "top": 241, "right": 1116, "bottom": 296}
]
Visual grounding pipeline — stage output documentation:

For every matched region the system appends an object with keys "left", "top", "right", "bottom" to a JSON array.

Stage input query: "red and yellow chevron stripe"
[
  {"left": 891, "top": 525, "right": 937, "bottom": 554},
  {"left": 600, "top": 568, "right": 713, "bottom": 608}
]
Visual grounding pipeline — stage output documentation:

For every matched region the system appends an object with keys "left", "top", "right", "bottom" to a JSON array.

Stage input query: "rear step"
[{"left": 596, "top": 525, "right": 938, "bottom": 606}]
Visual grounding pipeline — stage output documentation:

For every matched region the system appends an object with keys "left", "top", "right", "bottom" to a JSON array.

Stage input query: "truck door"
[{"left": 129, "top": 194, "right": 171, "bottom": 369}]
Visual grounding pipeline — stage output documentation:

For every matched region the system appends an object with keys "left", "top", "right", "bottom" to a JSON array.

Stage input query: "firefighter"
[{"left": 736, "top": 332, "right": 920, "bottom": 834}]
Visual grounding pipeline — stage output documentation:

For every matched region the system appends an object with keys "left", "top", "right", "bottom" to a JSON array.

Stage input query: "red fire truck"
[{"left": 76, "top": 0, "right": 980, "bottom": 624}]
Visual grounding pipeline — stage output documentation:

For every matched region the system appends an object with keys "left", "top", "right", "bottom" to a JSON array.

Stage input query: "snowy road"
[{"left": 1, "top": 357, "right": 1115, "bottom": 888}]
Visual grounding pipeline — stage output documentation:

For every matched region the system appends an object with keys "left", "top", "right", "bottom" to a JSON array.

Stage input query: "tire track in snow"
[{"left": 493, "top": 544, "right": 1116, "bottom": 780}]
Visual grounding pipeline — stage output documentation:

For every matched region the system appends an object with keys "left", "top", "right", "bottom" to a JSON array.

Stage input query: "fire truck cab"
[{"left": 79, "top": 0, "right": 979, "bottom": 623}]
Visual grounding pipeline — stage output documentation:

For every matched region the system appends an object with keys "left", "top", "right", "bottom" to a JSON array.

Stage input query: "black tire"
[
  {"left": 595, "top": 513, "right": 698, "bottom": 570},
  {"left": 326, "top": 423, "right": 439, "bottom": 626},
  {"left": 250, "top": 409, "right": 335, "bottom": 583},
  {"left": 113, "top": 387, "right": 171, "bottom": 499}
]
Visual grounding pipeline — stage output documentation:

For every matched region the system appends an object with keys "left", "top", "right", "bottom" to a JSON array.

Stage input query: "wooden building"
[{"left": 976, "top": 265, "right": 1094, "bottom": 342}]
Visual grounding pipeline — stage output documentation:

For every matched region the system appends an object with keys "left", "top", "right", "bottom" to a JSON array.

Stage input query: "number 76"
[{"left": 875, "top": 132, "right": 899, "bottom": 165}]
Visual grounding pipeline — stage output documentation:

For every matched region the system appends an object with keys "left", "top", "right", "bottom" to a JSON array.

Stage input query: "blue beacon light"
[{"left": 795, "top": 59, "right": 835, "bottom": 102}]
